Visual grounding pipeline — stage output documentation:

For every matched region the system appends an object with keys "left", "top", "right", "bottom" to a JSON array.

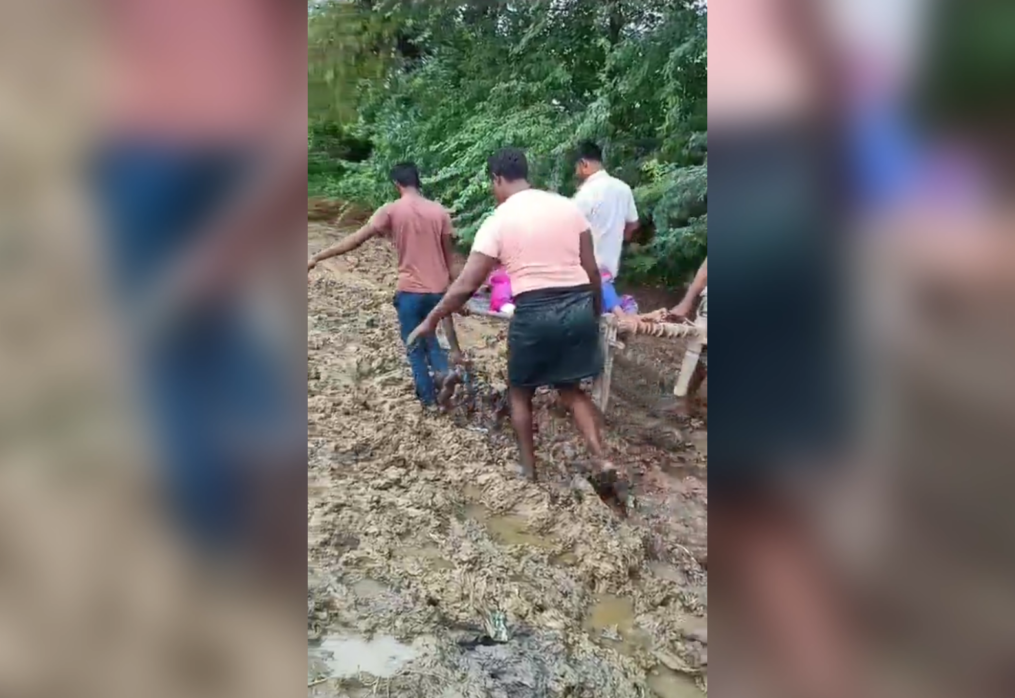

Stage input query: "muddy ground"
[{"left": 307, "top": 222, "right": 708, "bottom": 697}]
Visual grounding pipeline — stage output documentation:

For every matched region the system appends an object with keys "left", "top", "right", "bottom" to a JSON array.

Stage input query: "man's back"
[
  {"left": 473, "top": 189, "right": 590, "bottom": 296},
  {"left": 574, "top": 171, "right": 637, "bottom": 277},
  {"left": 372, "top": 195, "right": 453, "bottom": 294}
]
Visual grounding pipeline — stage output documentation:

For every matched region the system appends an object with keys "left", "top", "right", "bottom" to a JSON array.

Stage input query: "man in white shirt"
[{"left": 572, "top": 141, "right": 640, "bottom": 279}]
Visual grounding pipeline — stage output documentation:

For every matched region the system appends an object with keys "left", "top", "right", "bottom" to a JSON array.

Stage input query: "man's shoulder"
[
  {"left": 388, "top": 195, "right": 451, "bottom": 219},
  {"left": 519, "top": 188, "right": 570, "bottom": 204},
  {"left": 605, "top": 172, "right": 633, "bottom": 194},
  {"left": 372, "top": 200, "right": 394, "bottom": 215},
  {"left": 419, "top": 196, "right": 453, "bottom": 220},
  {"left": 524, "top": 189, "right": 584, "bottom": 216},
  {"left": 578, "top": 172, "right": 630, "bottom": 200}
]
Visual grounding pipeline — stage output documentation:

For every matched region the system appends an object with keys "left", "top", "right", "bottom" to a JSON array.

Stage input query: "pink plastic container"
[{"left": 489, "top": 268, "right": 513, "bottom": 313}]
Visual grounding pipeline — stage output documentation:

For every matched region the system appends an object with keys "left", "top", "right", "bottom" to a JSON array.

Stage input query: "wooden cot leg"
[
  {"left": 596, "top": 323, "right": 617, "bottom": 413},
  {"left": 674, "top": 339, "right": 703, "bottom": 398}
]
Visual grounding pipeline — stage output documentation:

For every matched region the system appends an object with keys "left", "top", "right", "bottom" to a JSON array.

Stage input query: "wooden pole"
[{"left": 596, "top": 321, "right": 617, "bottom": 412}]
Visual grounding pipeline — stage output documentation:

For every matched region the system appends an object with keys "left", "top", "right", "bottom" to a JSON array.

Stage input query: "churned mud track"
[{"left": 307, "top": 223, "right": 708, "bottom": 697}]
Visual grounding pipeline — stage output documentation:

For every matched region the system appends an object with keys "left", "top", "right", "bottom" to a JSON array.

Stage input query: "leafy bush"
[{"left": 309, "top": 0, "right": 707, "bottom": 287}]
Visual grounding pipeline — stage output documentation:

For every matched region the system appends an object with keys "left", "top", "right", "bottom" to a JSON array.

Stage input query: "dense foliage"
[{"left": 309, "top": 0, "right": 707, "bottom": 287}]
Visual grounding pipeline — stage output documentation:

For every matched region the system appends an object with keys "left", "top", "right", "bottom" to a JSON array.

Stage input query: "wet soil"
[{"left": 307, "top": 222, "right": 708, "bottom": 697}]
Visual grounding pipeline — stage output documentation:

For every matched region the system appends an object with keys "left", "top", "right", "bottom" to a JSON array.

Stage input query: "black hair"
[
  {"left": 575, "top": 141, "right": 603, "bottom": 163},
  {"left": 487, "top": 148, "right": 528, "bottom": 182},
  {"left": 390, "top": 162, "right": 421, "bottom": 189}
]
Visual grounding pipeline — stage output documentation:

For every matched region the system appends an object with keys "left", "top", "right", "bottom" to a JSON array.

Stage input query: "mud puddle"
[
  {"left": 585, "top": 593, "right": 652, "bottom": 659},
  {"left": 585, "top": 594, "right": 705, "bottom": 697},
  {"left": 462, "top": 496, "right": 558, "bottom": 550},
  {"left": 308, "top": 632, "right": 419, "bottom": 681},
  {"left": 647, "top": 667, "right": 705, "bottom": 697},
  {"left": 395, "top": 544, "right": 454, "bottom": 570}
]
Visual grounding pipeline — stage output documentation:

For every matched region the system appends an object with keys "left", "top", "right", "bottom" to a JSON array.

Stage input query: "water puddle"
[
  {"left": 648, "top": 560, "right": 687, "bottom": 586},
  {"left": 462, "top": 492, "right": 557, "bottom": 550},
  {"left": 551, "top": 550, "right": 578, "bottom": 566},
  {"left": 308, "top": 477, "right": 330, "bottom": 497},
  {"left": 585, "top": 594, "right": 704, "bottom": 696},
  {"left": 397, "top": 544, "right": 454, "bottom": 570},
  {"left": 308, "top": 633, "right": 418, "bottom": 682},
  {"left": 647, "top": 666, "right": 704, "bottom": 697},
  {"left": 587, "top": 594, "right": 636, "bottom": 634},
  {"left": 350, "top": 577, "right": 388, "bottom": 600},
  {"left": 472, "top": 509, "right": 556, "bottom": 548},
  {"left": 584, "top": 594, "right": 654, "bottom": 656}
]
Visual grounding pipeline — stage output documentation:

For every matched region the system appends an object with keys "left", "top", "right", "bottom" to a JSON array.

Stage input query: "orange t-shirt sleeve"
[
  {"left": 471, "top": 212, "right": 502, "bottom": 259},
  {"left": 368, "top": 203, "right": 392, "bottom": 234}
]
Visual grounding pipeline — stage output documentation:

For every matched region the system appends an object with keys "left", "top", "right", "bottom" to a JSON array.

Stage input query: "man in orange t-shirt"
[{"left": 309, "top": 163, "right": 461, "bottom": 406}]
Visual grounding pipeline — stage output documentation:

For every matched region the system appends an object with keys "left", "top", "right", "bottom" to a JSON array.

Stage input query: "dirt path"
[{"left": 307, "top": 223, "right": 708, "bottom": 697}]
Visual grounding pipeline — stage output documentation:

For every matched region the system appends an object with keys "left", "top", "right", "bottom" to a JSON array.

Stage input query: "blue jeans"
[
  {"left": 94, "top": 142, "right": 290, "bottom": 551},
  {"left": 394, "top": 291, "right": 448, "bottom": 405}
]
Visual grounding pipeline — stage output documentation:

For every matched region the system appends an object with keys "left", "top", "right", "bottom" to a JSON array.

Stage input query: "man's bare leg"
[
  {"left": 508, "top": 386, "right": 537, "bottom": 480},
  {"left": 558, "top": 385, "right": 629, "bottom": 507},
  {"left": 557, "top": 386, "right": 605, "bottom": 459}
]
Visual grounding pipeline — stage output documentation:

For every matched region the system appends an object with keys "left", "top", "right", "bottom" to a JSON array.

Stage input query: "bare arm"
[
  {"left": 670, "top": 257, "right": 707, "bottom": 317},
  {"left": 624, "top": 187, "right": 641, "bottom": 242},
  {"left": 438, "top": 216, "right": 465, "bottom": 358},
  {"left": 685, "top": 258, "right": 708, "bottom": 300},
  {"left": 579, "top": 229, "right": 603, "bottom": 317},
  {"left": 427, "top": 252, "right": 499, "bottom": 324},
  {"left": 309, "top": 222, "right": 382, "bottom": 267},
  {"left": 441, "top": 317, "right": 462, "bottom": 357}
]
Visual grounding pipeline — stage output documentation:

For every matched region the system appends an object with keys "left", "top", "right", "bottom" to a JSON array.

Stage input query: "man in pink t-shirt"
[{"left": 405, "top": 148, "right": 622, "bottom": 488}]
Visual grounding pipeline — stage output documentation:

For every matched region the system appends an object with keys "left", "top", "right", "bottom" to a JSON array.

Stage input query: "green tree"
[{"left": 309, "top": 0, "right": 707, "bottom": 286}]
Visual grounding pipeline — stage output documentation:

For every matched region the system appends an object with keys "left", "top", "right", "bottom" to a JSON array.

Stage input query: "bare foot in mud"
[
  {"left": 511, "top": 462, "right": 537, "bottom": 482},
  {"left": 587, "top": 461, "right": 632, "bottom": 516}
]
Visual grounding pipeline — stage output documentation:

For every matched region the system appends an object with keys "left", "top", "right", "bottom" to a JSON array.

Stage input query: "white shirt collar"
[{"left": 576, "top": 169, "right": 608, "bottom": 196}]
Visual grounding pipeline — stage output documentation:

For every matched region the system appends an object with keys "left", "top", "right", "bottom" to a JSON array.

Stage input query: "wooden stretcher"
[
  {"left": 440, "top": 294, "right": 708, "bottom": 411},
  {"left": 596, "top": 316, "right": 708, "bottom": 412}
]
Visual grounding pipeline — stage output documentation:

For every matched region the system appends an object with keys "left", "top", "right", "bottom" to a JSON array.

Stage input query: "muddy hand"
[
  {"left": 405, "top": 326, "right": 426, "bottom": 349},
  {"left": 407, "top": 315, "right": 439, "bottom": 349}
]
